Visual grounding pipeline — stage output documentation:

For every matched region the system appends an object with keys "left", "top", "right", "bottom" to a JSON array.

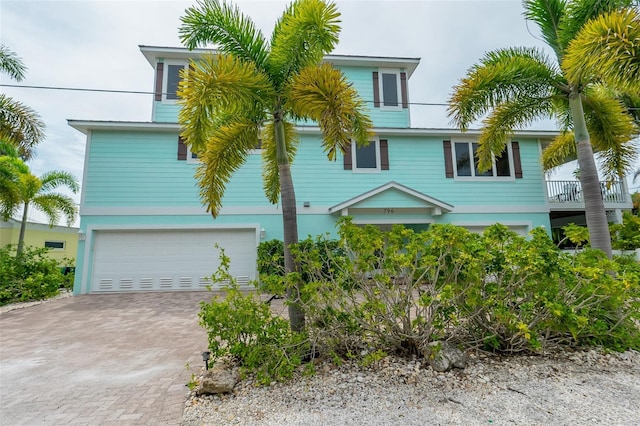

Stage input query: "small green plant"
[
  {"left": 200, "top": 247, "right": 311, "bottom": 385},
  {"left": 0, "top": 244, "right": 68, "bottom": 305},
  {"left": 360, "top": 349, "right": 388, "bottom": 369}
]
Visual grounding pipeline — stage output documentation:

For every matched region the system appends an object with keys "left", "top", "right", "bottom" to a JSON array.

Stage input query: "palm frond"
[
  {"left": 32, "top": 193, "right": 77, "bottom": 227},
  {"left": 195, "top": 120, "right": 261, "bottom": 217},
  {"left": 178, "top": 54, "right": 273, "bottom": 152},
  {"left": 563, "top": 7, "right": 640, "bottom": 91},
  {"left": 559, "top": 0, "right": 635, "bottom": 51},
  {"left": 476, "top": 96, "right": 556, "bottom": 171},
  {"left": 0, "top": 94, "right": 45, "bottom": 160},
  {"left": 448, "top": 47, "right": 560, "bottom": 130},
  {"left": 541, "top": 131, "right": 577, "bottom": 171},
  {"left": 583, "top": 85, "right": 639, "bottom": 178},
  {"left": 38, "top": 170, "right": 79, "bottom": 194},
  {"left": 523, "top": 0, "right": 568, "bottom": 58},
  {"left": 179, "top": 0, "right": 269, "bottom": 70},
  {"left": 287, "top": 63, "right": 372, "bottom": 160},
  {"left": 261, "top": 121, "right": 298, "bottom": 204},
  {"left": 0, "top": 45, "right": 26, "bottom": 81},
  {"left": 268, "top": 0, "right": 341, "bottom": 87}
]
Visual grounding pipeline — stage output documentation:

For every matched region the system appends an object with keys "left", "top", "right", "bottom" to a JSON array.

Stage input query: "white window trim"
[
  {"left": 162, "top": 60, "right": 188, "bottom": 103},
  {"left": 44, "top": 240, "right": 66, "bottom": 250},
  {"left": 352, "top": 137, "right": 381, "bottom": 174},
  {"left": 451, "top": 140, "right": 515, "bottom": 181},
  {"left": 378, "top": 68, "right": 403, "bottom": 111}
]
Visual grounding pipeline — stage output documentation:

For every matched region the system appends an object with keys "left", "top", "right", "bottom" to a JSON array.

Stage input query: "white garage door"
[{"left": 91, "top": 228, "right": 256, "bottom": 292}]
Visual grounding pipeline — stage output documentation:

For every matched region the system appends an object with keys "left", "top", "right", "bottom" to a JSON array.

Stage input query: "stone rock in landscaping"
[
  {"left": 196, "top": 364, "right": 239, "bottom": 395},
  {"left": 424, "top": 341, "right": 468, "bottom": 372}
]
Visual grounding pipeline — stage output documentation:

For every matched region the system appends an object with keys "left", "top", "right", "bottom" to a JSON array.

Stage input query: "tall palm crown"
[
  {"left": 448, "top": 0, "right": 639, "bottom": 257},
  {"left": 178, "top": 0, "right": 372, "bottom": 331},
  {"left": 0, "top": 45, "right": 45, "bottom": 160}
]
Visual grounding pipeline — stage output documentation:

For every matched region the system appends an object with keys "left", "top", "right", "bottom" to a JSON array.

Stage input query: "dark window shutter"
[
  {"left": 343, "top": 145, "right": 353, "bottom": 170},
  {"left": 380, "top": 139, "right": 389, "bottom": 170},
  {"left": 155, "top": 63, "right": 164, "bottom": 101},
  {"left": 372, "top": 71, "right": 380, "bottom": 108},
  {"left": 400, "top": 72, "right": 408, "bottom": 109},
  {"left": 511, "top": 141, "right": 523, "bottom": 178},
  {"left": 443, "top": 140, "right": 454, "bottom": 178},
  {"left": 178, "top": 136, "right": 187, "bottom": 161}
]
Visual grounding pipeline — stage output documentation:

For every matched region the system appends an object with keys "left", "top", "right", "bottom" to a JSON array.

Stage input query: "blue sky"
[{"left": 2, "top": 0, "right": 630, "bottom": 223}]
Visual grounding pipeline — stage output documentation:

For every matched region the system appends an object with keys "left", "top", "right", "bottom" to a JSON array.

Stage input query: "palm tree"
[
  {"left": 0, "top": 163, "right": 79, "bottom": 256},
  {"left": 0, "top": 44, "right": 45, "bottom": 160},
  {"left": 448, "top": 0, "right": 639, "bottom": 258},
  {"left": 0, "top": 143, "right": 29, "bottom": 214},
  {"left": 178, "top": 0, "right": 372, "bottom": 331}
]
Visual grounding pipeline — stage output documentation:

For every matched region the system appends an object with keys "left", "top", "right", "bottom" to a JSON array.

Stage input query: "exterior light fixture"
[
  {"left": 201, "top": 351, "right": 211, "bottom": 370},
  {"left": 260, "top": 228, "right": 266, "bottom": 239},
  {"left": 77, "top": 230, "right": 86, "bottom": 241}
]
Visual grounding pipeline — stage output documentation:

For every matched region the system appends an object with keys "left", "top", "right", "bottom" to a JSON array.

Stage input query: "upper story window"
[
  {"left": 443, "top": 140, "right": 523, "bottom": 180},
  {"left": 373, "top": 69, "right": 408, "bottom": 110},
  {"left": 343, "top": 138, "right": 389, "bottom": 173},
  {"left": 155, "top": 61, "right": 187, "bottom": 102},
  {"left": 177, "top": 137, "right": 262, "bottom": 162}
]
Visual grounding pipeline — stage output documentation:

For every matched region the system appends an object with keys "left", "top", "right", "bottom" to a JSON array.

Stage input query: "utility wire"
[
  {"left": 0, "top": 83, "right": 448, "bottom": 107},
  {"left": 2, "top": 83, "right": 638, "bottom": 110}
]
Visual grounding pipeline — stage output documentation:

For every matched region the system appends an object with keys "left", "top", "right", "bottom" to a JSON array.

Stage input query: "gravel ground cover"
[{"left": 182, "top": 349, "right": 640, "bottom": 425}]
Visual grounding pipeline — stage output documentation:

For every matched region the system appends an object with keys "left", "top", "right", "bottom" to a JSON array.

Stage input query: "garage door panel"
[{"left": 91, "top": 229, "right": 256, "bottom": 292}]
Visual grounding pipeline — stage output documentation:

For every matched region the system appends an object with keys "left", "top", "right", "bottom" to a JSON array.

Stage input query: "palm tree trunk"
[
  {"left": 17, "top": 201, "right": 28, "bottom": 257},
  {"left": 274, "top": 111, "right": 305, "bottom": 332},
  {"left": 569, "top": 92, "right": 613, "bottom": 258}
]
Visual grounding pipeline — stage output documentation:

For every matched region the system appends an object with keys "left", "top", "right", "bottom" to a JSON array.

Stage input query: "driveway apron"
[{"left": 0, "top": 292, "right": 213, "bottom": 425}]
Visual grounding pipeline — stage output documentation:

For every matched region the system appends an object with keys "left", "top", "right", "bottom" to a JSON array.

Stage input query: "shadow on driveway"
[{"left": 0, "top": 292, "right": 214, "bottom": 425}]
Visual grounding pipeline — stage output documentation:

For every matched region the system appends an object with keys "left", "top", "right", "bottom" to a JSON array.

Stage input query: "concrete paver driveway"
[{"left": 0, "top": 292, "right": 213, "bottom": 425}]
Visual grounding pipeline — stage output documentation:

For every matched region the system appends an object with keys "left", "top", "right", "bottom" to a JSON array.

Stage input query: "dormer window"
[
  {"left": 372, "top": 69, "right": 408, "bottom": 110},
  {"left": 155, "top": 61, "right": 187, "bottom": 102}
]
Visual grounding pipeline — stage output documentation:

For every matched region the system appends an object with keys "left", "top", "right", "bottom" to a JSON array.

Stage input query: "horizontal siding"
[
  {"left": 84, "top": 131, "right": 268, "bottom": 207},
  {"left": 153, "top": 102, "right": 180, "bottom": 123},
  {"left": 341, "top": 66, "right": 410, "bottom": 128},
  {"left": 290, "top": 135, "right": 546, "bottom": 208}
]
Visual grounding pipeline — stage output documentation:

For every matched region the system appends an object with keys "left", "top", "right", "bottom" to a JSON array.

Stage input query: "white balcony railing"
[{"left": 546, "top": 180, "right": 627, "bottom": 204}]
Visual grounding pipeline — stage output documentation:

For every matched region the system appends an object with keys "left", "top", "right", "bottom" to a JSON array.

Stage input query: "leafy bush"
[
  {"left": 610, "top": 211, "right": 640, "bottom": 251},
  {"left": 299, "top": 220, "right": 475, "bottom": 357},
  {"left": 0, "top": 245, "right": 68, "bottom": 306},
  {"left": 199, "top": 248, "right": 309, "bottom": 384},
  {"left": 291, "top": 220, "right": 639, "bottom": 356},
  {"left": 257, "top": 237, "right": 347, "bottom": 296}
]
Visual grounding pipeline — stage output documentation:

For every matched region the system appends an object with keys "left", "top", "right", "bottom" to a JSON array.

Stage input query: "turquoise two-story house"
[{"left": 69, "top": 46, "right": 632, "bottom": 294}]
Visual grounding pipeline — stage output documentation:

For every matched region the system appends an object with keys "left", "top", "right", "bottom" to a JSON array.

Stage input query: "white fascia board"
[
  {"left": 139, "top": 45, "right": 214, "bottom": 67},
  {"left": 138, "top": 45, "right": 421, "bottom": 77},
  {"left": 68, "top": 120, "right": 180, "bottom": 135}
]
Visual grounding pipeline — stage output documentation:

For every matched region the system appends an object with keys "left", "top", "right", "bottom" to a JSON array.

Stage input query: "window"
[
  {"left": 45, "top": 241, "right": 65, "bottom": 250},
  {"left": 165, "top": 64, "right": 184, "bottom": 100},
  {"left": 178, "top": 137, "right": 262, "bottom": 162},
  {"left": 373, "top": 70, "right": 408, "bottom": 110},
  {"left": 344, "top": 139, "right": 389, "bottom": 172},
  {"left": 155, "top": 61, "right": 187, "bottom": 102},
  {"left": 446, "top": 141, "right": 517, "bottom": 179}
]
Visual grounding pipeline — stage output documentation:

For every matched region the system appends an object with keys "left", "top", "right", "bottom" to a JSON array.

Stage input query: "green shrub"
[
  {"left": 0, "top": 245, "right": 67, "bottom": 306},
  {"left": 610, "top": 211, "right": 640, "bottom": 251},
  {"left": 199, "top": 248, "right": 310, "bottom": 385}
]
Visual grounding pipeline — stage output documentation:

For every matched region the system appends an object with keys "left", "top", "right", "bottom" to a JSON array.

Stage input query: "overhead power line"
[
  {"left": 2, "top": 83, "right": 639, "bottom": 111},
  {"left": 0, "top": 83, "right": 448, "bottom": 107}
]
